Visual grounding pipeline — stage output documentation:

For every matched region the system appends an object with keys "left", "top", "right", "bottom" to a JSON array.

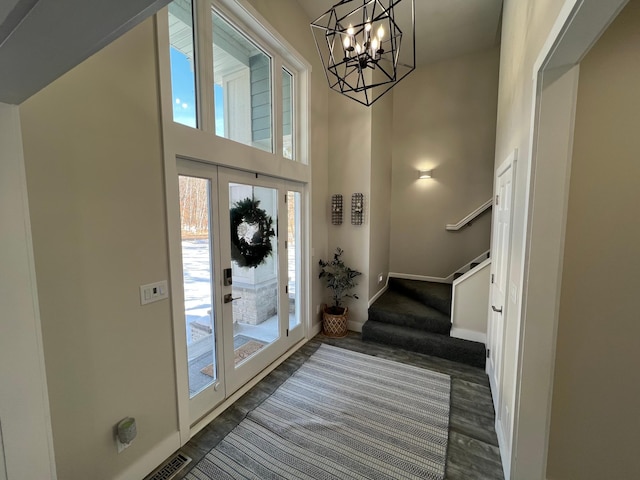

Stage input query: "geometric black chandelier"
[{"left": 311, "top": 0, "right": 415, "bottom": 106}]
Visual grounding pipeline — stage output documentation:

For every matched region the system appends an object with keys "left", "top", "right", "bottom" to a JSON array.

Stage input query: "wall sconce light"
[
  {"left": 331, "top": 194, "right": 343, "bottom": 225},
  {"left": 351, "top": 193, "right": 364, "bottom": 225},
  {"left": 418, "top": 169, "right": 433, "bottom": 179}
]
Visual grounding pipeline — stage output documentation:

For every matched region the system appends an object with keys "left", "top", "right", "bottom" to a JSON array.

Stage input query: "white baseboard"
[
  {"left": 347, "top": 319, "right": 365, "bottom": 332},
  {"left": 310, "top": 322, "right": 322, "bottom": 337},
  {"left": 368, "top": 284, "right": 388, "bottom": 308},
  {"left": 113, "top": 431, "right": 181, "bottom": 480},
  {"left": 450, "top": 327, "right": 487, "bottom": 344},
  {"left": 389, "top": 272, "right": 451, "bottom": 284}
]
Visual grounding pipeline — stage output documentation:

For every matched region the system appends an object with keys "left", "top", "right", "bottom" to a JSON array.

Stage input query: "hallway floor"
[{"left": 161, "top": 332, "right": 504, "bottom": 480}]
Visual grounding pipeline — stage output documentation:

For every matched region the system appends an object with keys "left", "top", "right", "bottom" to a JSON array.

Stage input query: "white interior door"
[{"left": 487, "top": 151, "right": 516, "bottom": 412}]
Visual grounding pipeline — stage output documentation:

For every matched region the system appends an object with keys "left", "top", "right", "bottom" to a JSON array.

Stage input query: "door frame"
[
  {"left": 505, "top": 0, "right": 629, "bottom": 478},
  {"left": 176, "top": 160, "right": 228, "bottom": 425}
]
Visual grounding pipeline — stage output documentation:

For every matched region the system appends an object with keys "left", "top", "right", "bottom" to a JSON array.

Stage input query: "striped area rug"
[{"left": 186, "top": 344, "right": 451, "bottom": 480}]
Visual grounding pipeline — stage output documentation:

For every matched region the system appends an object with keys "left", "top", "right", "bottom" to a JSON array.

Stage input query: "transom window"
[
  {"left": 212, "top": 10, "right": 272, "bottom": 152},
  {"left": 167, "top": 0, "right": 305, "bottom": 162}
]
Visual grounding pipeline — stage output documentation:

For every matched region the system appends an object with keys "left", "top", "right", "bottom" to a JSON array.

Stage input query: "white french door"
[{"left": 176, "top": 160, "right": 304, "bottom": 424}]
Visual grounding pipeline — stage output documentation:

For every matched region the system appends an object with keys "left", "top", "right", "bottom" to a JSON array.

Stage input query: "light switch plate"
[{"left": 140, "top": 280, "right": 169, "bottom": 305}]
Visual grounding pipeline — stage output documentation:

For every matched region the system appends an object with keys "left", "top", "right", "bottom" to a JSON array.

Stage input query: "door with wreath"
[{"left": 176, "top": 161, "right": 305, "bottom": 423}]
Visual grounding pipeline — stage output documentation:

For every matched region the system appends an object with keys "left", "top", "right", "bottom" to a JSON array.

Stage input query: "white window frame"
[
  {"left": 281, "top": 65, "right": 295, "bottom": 161},
  {"left": 162, "top": 0, "right": 310, "bottom": 168}
]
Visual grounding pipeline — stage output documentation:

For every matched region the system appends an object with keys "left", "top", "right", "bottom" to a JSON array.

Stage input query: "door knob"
[
  {"left": 491, "top": 305, "right": 503, "bottom": 314},
  {"left": 224, "top": 293, "right": 241, "bottom": 303}
]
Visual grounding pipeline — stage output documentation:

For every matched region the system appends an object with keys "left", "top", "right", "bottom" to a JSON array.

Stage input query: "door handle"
[
  {"left": 224, "top": 293, "right": 241, "bottom": 304},
  {"left": 491, "top": 305, "right": 503, "bottom": 314}
]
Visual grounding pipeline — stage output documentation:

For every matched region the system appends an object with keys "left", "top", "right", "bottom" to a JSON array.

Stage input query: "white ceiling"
[
  {"left": 0, "top": 0, "right": 171, "bottom": 104},
  {"left": 297, "top": 0, "right": 503, "bottom": 67}
]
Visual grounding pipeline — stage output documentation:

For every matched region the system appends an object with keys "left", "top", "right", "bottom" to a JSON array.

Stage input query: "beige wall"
[
  {"left": 327, "top": 92, "right": 372, "bottom": 326},
  {"left": 548, "top": 2, "right": 640, "bottom": 477},
  {"left": 326, "top": 87, "right": 393, "bottom": 320},
  {"left": 20, "top": 19, "right": 176, "bottom": 480},
  {"left": 368, "top": 93, "right": 393, "bottom": 298},
  {"left": 389, "top": 47, "right": 499, "bottom": 278},
  {"left": 248, "top": 0, "right": 330, "bottom": 325}
]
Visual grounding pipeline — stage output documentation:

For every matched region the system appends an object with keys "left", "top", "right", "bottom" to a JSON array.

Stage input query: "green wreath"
[{"left": 230, "top": 198, "right": 275, "bottom": 268}]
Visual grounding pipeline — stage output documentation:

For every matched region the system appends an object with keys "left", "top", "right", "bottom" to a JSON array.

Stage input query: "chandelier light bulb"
[
  {"left": 355, "top": 43, "right": 362, "bottom": 54},
  {"left": 343, "top": 36, "right": 351, "bottom": 49},
  {"left": 377, "top": 25, "right": 385, "bottom": 40},
  {"left": 365, "top": 21, "right": 372, "bottom": 32},
  {"left": 371, "top": 37, "right": 379, "bottom": 53},
  {"left": 347, "top": 24, "right": 354, "bottom": 36}
]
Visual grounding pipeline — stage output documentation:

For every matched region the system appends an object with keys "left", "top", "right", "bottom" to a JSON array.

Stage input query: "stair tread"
[
  {"left": 389, "top": 278, "right": 452, "bottom": 316},
  {"left": 369, "top": 289, "right": 451, "bottom": 334},
  {"left": 362, "top": 321, "right": 486, "bottom": 369}
]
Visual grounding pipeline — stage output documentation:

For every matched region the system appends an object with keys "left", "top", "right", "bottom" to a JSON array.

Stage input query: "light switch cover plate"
[{"left": 140, "top": 280, "right": 169, "bottom": 305}]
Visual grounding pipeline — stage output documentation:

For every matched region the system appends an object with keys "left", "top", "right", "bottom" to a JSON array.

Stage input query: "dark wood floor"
[{"left": 166, "top": 333, "right": 505, "bottom": 480}]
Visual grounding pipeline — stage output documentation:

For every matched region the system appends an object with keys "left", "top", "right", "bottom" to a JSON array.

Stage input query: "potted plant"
[{"left": 318, "top": 247, "right": 362, "bottom": 337}]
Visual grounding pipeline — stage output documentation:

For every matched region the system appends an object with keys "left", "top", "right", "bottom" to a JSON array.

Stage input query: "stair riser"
[
  {"left": 368, "top": 308, "right": 451, "bottom": 335},
  {"left": 389, "top": 278, "right": 452, "bottom": 316},
  {"left": 362, "top": 322, "right": 486, "bottom": 369}
]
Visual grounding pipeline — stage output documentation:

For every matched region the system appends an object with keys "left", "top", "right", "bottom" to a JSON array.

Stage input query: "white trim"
[
  {"left": 217, "top": 0, "right": 311, "bottom": 165},
  {"left": 219, "top": 0, "right": 312, "bottom": 72},
  {"left": 390, "top": 249, "right": 491, "bottom": 285},
  {"left": 309, "top": 322, "right": 322, "bottom": 338},
  {"left": 113, "top": 432, "right": 181, "bottom": 480},
  {"left": 450, "top": 328, "right": 486, "bottom": 344},
  {"left": 508, "top": 1, "right": 628, "bottom": 478},
  {"left": 445, "top": 199, "right": 493, "bottom": 231},
  {"left": 452, "top": 258, "right": 491, "bottom": 287},
  {"left": 368, "top": 275, "right": 389, "bottom": 308},
  {"left": 389, "top": 272, "right": 450, "bottom": 284}
]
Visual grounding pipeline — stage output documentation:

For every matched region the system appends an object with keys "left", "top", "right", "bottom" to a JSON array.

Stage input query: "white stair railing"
[{"left": 446, "top": 199, "right": 492, "bottom": 231}]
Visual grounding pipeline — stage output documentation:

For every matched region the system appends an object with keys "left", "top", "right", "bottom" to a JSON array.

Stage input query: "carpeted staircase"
[{"left": 362, "top": 278, "right": 486, "bottom": 368}]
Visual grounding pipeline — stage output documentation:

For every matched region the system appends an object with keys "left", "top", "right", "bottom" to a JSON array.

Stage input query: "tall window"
[
  {"left": 169, "top": 0, "right": 197, "bottom": 127},
  {"left": 282, "top": 68, "right": 294, "bottom": 160},
  {"left": 212, "top": 11, "right": 273, "bottom": 153},
  {"left": 166, "top": 0, "right": 307, "bottom": 162}
]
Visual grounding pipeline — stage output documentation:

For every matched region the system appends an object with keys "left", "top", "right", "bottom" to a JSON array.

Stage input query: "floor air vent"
[{"left": 147, "top": 452, "right": 192, "bottom": 480}]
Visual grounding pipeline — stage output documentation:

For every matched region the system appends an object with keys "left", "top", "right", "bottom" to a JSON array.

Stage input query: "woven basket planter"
[{"left": 322, "top": 306, "right": 348, "bottom": 338}]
